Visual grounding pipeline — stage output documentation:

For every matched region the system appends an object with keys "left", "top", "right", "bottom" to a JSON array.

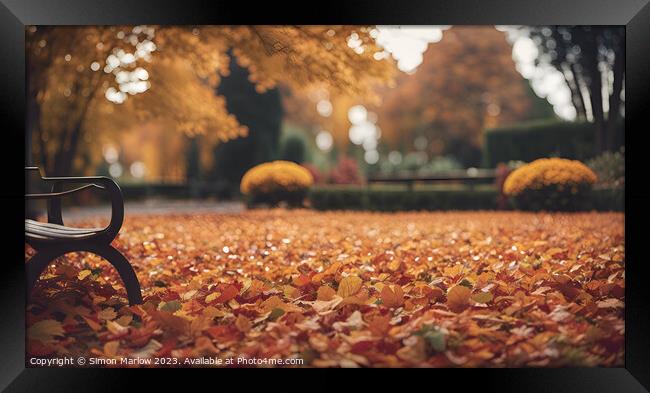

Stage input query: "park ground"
[{"left": 26, "top": 209, "right": 624, "bottom": 367}]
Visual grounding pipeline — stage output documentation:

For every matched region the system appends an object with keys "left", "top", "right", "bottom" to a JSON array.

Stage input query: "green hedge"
[
  {"left": 310, "top": 185, "right": 499, "bottom": 211},
  {"left": 483, "top": 120, "right": 624, "bottom": 167},
  {"left": 588, "top": 187, "right": 624, "bottom": 211},
  {"left": 309, "top": 185, "right": 623, "bottom": 212}
]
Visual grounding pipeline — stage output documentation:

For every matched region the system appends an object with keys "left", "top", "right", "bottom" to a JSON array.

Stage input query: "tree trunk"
[
  {"left": 568, "top": 63, "right": 588, "bottom": 120},
  {"left": 580, "top": 29, "right": 606, "bottom": 155},
  {"left": 606, "top": 46, "right": 624, "bottom": 151},
  {"left": 50, "top": 75, "right": 101, "bottom": 175}
]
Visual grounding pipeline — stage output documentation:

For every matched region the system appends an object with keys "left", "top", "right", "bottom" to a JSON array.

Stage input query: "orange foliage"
[
  {"left": 27, "top": 26, "right": 396, "bottom": 175},
  {"left": 27, "top": 210, "right": 624, "bottom": 367},
  {"left": 378, "top": 26, "right": 532, "bottom": 153}
]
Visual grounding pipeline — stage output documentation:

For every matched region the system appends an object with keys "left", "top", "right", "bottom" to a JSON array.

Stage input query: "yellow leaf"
[
  {"left": 388, "top": 259, "right": 402, "bottom": 271},
  {"left": 471, "top": 292, "right": 493, "bottom": 304},
  {"left": 260, "top": 295, "right": 302, "bottom": 313},
  {"left": 106, "top": 320, "right": 129, "bottom": 335},
  {"left": 205, "top": 292, "right": 220, "bottom": 304},
  {"left": 447, "top": 285, "right": 471, "bottom": 312},
  {"left": 28, "top": 319, "right": 64, "bottom": 344},
  {"left": 337, "top": 275, "right": 363, "bottom": 298},
  {"left": 77, "top": 270, "right": 92, "bottom": 280},
  {"left": 283, "top": 285, "right": 301, "bottom": 299},
  {"left": 98, "top": 307, "right": 117, "bottom": 321},
  {"left": 116, "top": 315, "right": 133, "bottom": 327},
  {"left": 202, "top": 306, "right": 226, "bottom": 319}
]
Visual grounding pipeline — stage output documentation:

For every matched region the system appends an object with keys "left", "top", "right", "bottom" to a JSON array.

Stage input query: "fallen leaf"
[
  {"left": 337, "top": 275, "right": 363, "bottom": 298},
  {"left": 471, "top": 292, "right": 493, "bottom": 304},
  {"left": 98, "top": 307, "right": 117, "bottom": 321},
  {"left": 368, "top": 314, "right": 391, "bottom": 336},
  {"left": 317, "top": 285, "right": 336, "bottom": 301},
  {"left": 104, "top": 340, "right": 120, "bottom": 357},
  {"left": 235, "top": 314, "right": 252, "bottom": 332},
  {"left": 77, "top": 270, "right": 92, "bottom": 280},
  {"left": 28, "top": 319, "right": 64, "bottom": 344},
  {"left": 596, "top": 298, "right": 624, "bottom": 309},
  {"left": 380, "top": 284, "right": 404, "bottom": 308},
  {"left": 447, "top": 285, "right": 472, "bottom": 312}
]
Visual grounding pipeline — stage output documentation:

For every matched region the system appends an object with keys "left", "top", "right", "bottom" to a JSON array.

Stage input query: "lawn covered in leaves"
[{"left": 26, "top": 210, "right": 625, "bottom": 367}]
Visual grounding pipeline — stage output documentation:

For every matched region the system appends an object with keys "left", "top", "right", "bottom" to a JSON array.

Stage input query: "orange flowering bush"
[
  {"left": 504, "top": 158, "right": 597, "bottom": 211},
  {"left": 240, "top": 161, "right": 314, "bottom": 207}
]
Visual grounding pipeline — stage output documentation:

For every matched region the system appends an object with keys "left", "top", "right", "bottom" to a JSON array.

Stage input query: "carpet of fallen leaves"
[{"left": 26, "top": 210, "right": 625, "bottom": 368}]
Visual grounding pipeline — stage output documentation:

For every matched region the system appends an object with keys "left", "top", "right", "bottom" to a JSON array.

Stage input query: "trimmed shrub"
[
  {"left": 309, "top": 184, "right": 621, "bottom": 212},
  {"left": 309, "top": 185, "right": 499, "bottom": 211},
  {"left": 483, "top": 120, "right": 624, "bottom": 167},
  {"left": 240, "top": 161, "right": 314, "bottom": 207},
  {"left": 504, "top": 158, "right": 597, "bottom": 211}
]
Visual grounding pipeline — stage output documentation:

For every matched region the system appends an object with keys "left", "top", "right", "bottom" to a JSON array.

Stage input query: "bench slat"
[{"left": 25, "top": 219, "right": 102, "bottom": 241}]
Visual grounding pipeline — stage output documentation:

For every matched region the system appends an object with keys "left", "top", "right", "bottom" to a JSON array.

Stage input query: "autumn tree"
[
  {"left": 378, "top": 26, "right": 535, "bottom": 166},
  {"left": 27, "top": 26, "right": 395, "bottom": 176},
  {"left": 522, "top": 26, "right": 624, "bottom": 154}
]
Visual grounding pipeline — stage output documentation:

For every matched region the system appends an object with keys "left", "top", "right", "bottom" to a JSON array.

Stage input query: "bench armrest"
[
  {"left": 25, "top": 183, "right": 105, "bottom": 199},
  {"left": 41, "top": 176, "right": 124, "bottom": 241}
]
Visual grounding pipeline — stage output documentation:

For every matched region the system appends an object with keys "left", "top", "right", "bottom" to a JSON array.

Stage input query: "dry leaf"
[
  {"left": 28, "top": 319, "right": 64, "bottom": 344},
  {"left": 447, "top": 285, "right": 472, "bottom": 312},
  {"left": 337, "top": 275, "right": 363, "bottom": 298},
  {"left": 380, "top": 284, "right": 404, "bottom": 308}
]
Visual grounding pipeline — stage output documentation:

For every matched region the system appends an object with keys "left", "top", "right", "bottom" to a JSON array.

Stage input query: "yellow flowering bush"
[
  {"left": 240, "top": 161, "right": 314, "bottom": 207},
  {"left": 504, "top": 158, "right": 597, "bottom": 211}
]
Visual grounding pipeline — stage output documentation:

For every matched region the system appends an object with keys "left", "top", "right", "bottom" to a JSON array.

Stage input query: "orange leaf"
[
  {"left": 368, "top": 314, "right": 391, "bottom": 336},
  {"left": 235, "top": 314, "right": 252, "bottom": 332},
  {"left": 317, "top": 285, "right": 336, "bottom": 301},
  {"left": 293, "top": 274, "right": 311, "bottom": 287},
  {"left": 447, "top": 285, "right": 471, "bottom": 312},
  {"left": 380, "top": 284, "right": 404, "bottom": 308},
  {"left": 207, "top": 284, "right": 239, "bottom": 304}
]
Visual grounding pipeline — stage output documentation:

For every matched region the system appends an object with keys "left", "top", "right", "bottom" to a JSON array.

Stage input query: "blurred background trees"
[
  {"left": 26, "top": 25, "right": 624, "bottom": 199},
  {"left": 27, "top": 26, "right": 394, "bottom": 177},
  {"left": 377, "top": 26, "right": 547, "bottom": 167},
  {"left": 522, "top": 26, "right": 624, "bottom": 154}
]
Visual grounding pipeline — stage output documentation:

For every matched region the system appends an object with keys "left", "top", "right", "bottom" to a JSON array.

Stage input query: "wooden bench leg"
[
  {"left": 26, "top": 245, "right": 143, "bottom": 306},
  {"left": 91, "top": 245, "right": 143, "bottom": 306}
]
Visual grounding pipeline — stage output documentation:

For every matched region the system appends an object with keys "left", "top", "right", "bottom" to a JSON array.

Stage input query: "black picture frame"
[{"left": 1, "top": 0, "right": 648, "bottom": 391}]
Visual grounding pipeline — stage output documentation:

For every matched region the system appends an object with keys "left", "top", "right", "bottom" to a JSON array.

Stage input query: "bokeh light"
[
  {"left": 375, "top": 26, "right": 450, "bottom": 73},
  {"left": 315, "top": 130, "right": 333, "bottom": 152},
  {"left": 130, "top": 161, "right": 146, "bottom": 178},
  {"left": 108, "top": 163, "right": 123, "bottom": 178}
]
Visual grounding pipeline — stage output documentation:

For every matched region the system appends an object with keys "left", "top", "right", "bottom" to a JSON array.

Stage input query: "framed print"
[{"left": 1, "top": 0, "right": 649, "bottom": 391}]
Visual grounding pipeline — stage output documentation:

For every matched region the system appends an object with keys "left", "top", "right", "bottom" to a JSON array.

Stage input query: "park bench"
[
  {"left": 25, "top": 167, "right": 143, "bottom": 305},
  {"left": 367, "top": 168, "right": 497, "bottom": 190}
]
